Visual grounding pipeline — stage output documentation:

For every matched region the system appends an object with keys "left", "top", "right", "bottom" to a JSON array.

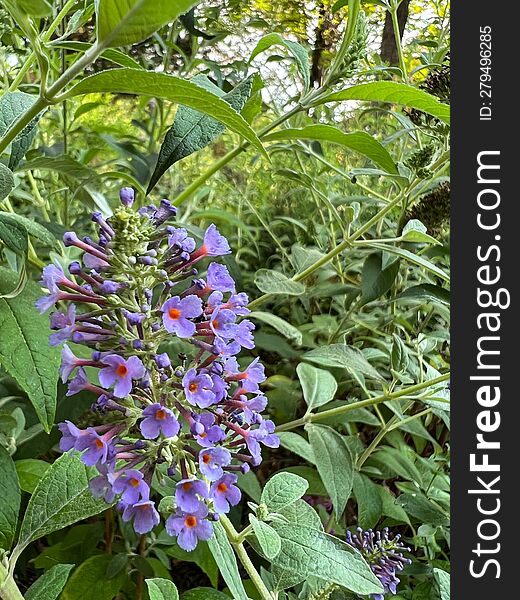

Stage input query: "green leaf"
[
  {"left": 250, "top": 311, "right": 302, "bottom": 345},
  {"left": 315, "top": 81, "right": 450, "bottom": 124},
  {"left": 0, "top": 163, "right": 14, "bottom": 201},
  {"left": 61, "top": 555, "right": 126, "bottom": 600},
  {"left": 353, "top": 472, "right": 382, "bottom": 530},
  {"left": 401, "top": 219, "right": 439, "bottom": 244},
  {"left": 371, "top": 244, "right": 450, "bottom": 282},
  {"left": 148, "top": 75, "right": 254, "bottom": 193},
  {"left": 0, "top": 268, "right": 61, "bottom": 432},
  {"left": 95, "top": 0, "right": 198, "bottom": 47},
  {"left": 433, "top": 568, "right": 450, "bottom": 600},
  {"left": 14, "top": 452, "right": 111, "bottom": 558},
  {"left": 181, "top": 589, "right": 230, "bottom": 600},
  {"left": 15, "top": 458, "right": 50, "bottom": 493},
  {"left": 236, "top": 469, "right": 262, "bottom": 503},
  {"left": 50, "top": 41, "right": 143, "bottom": 69},
  {"left": 146, "top": 578, "right": 179, "bottom": 600},
  {"left": 0, "top": 446, "right": 20, "bottom": 551},
  {"left": 277, "top": 499, "right": 323, "bottom": 531},
  {"left": 306, "top": 424, "right": 353, "bottom": 519},
  {"left": 66, "top": 69, "right": 266, "bottom": 159},
  {"left": 25, "top": 564, "right": 75, "bottom": 600},
  {"left": 207, "top": 521, "right": 248, "bottom": 600},
  {"left": 264, "top": 125, "right": 397, "bottom": 174},
  {"left": 304, "top": 344, "right": 383, "bottom": 380},
  {"left": 261, "top": 472, "right": 309, "bottom": 512},
  {"left": 11, "top": 0, "right": 52, "bottom": 16},
  {"left": 297, "top": 362, "right": 337, "bottom": 410},
  {"left": 0, "top": 91, "right": 42, "bottom": 169},
  {"left": 395, "top": 284, "right": 450, "bottom": 305},
  {"left": 396, "top": 493, "right": 449, "bottom": 526},
  {"left": 0, "top": 212, "right": 56, "bottom": 247},
  {"left": 254, "top": 269, "right": 305, "bottom": 295},
  {"left": 361, "top": 252, "right": 400, "bottom": 305},
  {"left": 17, "top": 155, "right": 96, "bottom": 180},
  {"left": 278, "top": 432, "right": 315, "bottom": 464},
  {"left": 0, "top": 211, "right": 27, "bottom": 256},
  {"left": 250, "top": 33, "right": 310, "bottom": 91},
  {"left": 377, "top": 485, "right": 410, "bottom": 524},
  {"left": 271, "top": 524, "right": 384, "bottom": 595},
  {"left": 249, "top": 515, "right": 281, "bottom": 559}
]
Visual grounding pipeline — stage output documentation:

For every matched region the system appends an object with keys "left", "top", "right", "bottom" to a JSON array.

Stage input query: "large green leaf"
[
  {"left": 306, "top": 424, "right": 353, "bottom": 519},
  {"left": 61, "top": 555, "right": 126, "bottom": 600},
  {"left": 0, "top": 91, "right": 42, "bottom": 169},
  {"left": 25, "top": 564, "right": 75, "bottom": 600},
  {"left": 249, "top": 311, "right": 302, "bottom": 345},
  {"left": 65, "top": 69, "right": 266, "bottom": 158},
  {"left": 10, "top": 0, "right": 51, "bottom": 16},
  {"left": 264, "top": 125, "right": 397, "bottom": 173},
  {"left": 249, "top": 515, "right": 281, "bottom": 559},
  {"left": 271, "top": 524, "right": 383, "bottom": 595},
  {"left": 147, "top": 75, "right": 254, "bottom": 193},
  {"left": 50, "top": 41, "right": 143, "bottom": 69},
  {"left": 146, "top": 578, "right": 179, "bottom": 600},
  {"left": 353, "top": 472, "right": 382, "bottom": 530},
  {"left": 0, "top": 268, "right": 61, "bottom": 432},
  {"left": 304, "top": 344, "right": 383, "bottom": 380},
  {"left": 0, "top": 446, "right": 20, "bottom": 551},
  {"left": 0, "top": 212, "right": 27, "bottom": 256},
  {"left": 314, "top": 81, "right": 450, "bottom": 124},
  {"left": 0, "top": 163, "right": 14, "bottom": 201},
  {"left": 0, "top": 212, "right": 56, "bottom": 247},
  {"left": 278, "top": 432, "right": 315, "bottom": 464},
  {"left": 249, "top": 33, "right": 310, "bottom": 91},
  {"left": 261, "top": 472, "right": 309, "bottom": 512},
  {"left": 15, "top": 458, "right": 50, "bottom": 493},
  {"left": 371, "top": 243, "right": 450, "bottom": 282},
  {"left": 207, "top": 521, "right": 248, "bottom": 600},
  {"left": 181, "top": 589, "right": 230, "bottom": 600},
  {"left": 13, "top": 453, "right": 111, "bottom": 560},
  {"left": 95, "top": 0, "right": 198, "bottom": 47},
  {"left": 433, "top": 568, "right": 450, "bottom": 600},
  {"left": 297, "top": 362, "right": 337, "bottom": 410},
  {"left": 254, "top": 269, "right": 305, "bottom": 295},
  {"left": 361, "top": 251, "right": 400, "bottom": 305}
]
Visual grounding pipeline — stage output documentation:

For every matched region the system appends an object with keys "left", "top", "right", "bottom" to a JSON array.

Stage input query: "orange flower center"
[
  {"left": 199, "top": 432, "right": 207, "bottom": 439},
  {"left": 189, "top": 382, "right": 198, "bottom": 393},
  {"left": 130, "top": 478, "right": 140, "bottom": 487},
  {"left": 217, "top": 482, "right": 228, "bottom": 493},
  {"left": 213, "top": 319, "right": 220, "bottom": 329},
  {"left": 168, "top": 308, "right": 181, "bottom": 320},
  {"left": 202, "top": 453, "right": 211, "bottom": 464},
  {"left": 116, "top": 364, "right": 128, "bottom": 377},
  {"left": 182, "top": 482, "right": 193, "bottom": 491},
  {"left": 155, "top": 409, "right": 166, "bottom": 420},
  {"left": 185, "top": 515, "right": 197, "bottom": 528},
  {"left": 95, "top": 438, "right": 104, "bottom": 449}
]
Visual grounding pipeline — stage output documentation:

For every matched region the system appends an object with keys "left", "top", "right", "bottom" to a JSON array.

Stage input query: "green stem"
[
  {"left": 0, "top": 566, "right": 24, "bottom": 600},
  {"left": 219, "top": 515, "right": 274, "bottom": 600},
  {"left": 390, "top": 1, "right": 408, "bottom": 80},
  {"left": 275, "top": 373, "right": 449, "bottom": 432}
]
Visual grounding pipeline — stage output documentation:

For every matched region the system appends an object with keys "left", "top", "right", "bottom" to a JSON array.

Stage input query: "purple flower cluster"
[
  {"left": 38, "top": 188, "right": 279, "bottom": 549},
  {"left": 346, "top": 528, "right": 412, "bottom": 600}
]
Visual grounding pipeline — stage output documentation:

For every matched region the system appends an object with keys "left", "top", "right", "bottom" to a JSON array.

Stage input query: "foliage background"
[{"left": 0, "top": 1, "right": 450, "bottom": 599}]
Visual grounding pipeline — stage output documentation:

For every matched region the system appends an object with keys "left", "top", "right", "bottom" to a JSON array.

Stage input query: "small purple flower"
[
  {"left": 199, "top": 447, "right": 231, "bottom": 481},
  {"left": 213, "top": 337, "right": 241, "bottom": 358},
  {"left": 175, "top": 478, "right": 208, "bottom": 512},
  {"left": 165, "top": 504, "right": 213, "bottom": 551},
  {"left": 209, "top": 308, "right": 236, "bottom": 339},
  {"left": 59, "top": 344, "right": 83, "bottom": 383},
  {"left": 49, "top": 305, "right": 76, "bottom": 345},
  {"left": 202, "top": 224, "right": 231, "bottom": 257},
  {"left": 120, "top": 187, "right": 134, "bottom": 207},
  {"left": 232, "top": 319, "right": 255, "bottom": 349},
  {"left": 206, "top": 263, "right": 235, "bottom": 292},
  {"left": 75, "top": 428, "right": 111, "bottom": 466},
  {"left": 123, "top": 499, "right": 160, "bottom": 534},
  {"left": 139, "top": 404, "right": 180, "bottom": 439},
  {"left": 40, "top": 263, "right": 66, "bottom": 293},
  {"left": 226, "top": 293, "right": 250, "bottom": 316},
  {"left": 98, "top": 354, "right": 145, "bottom": 398},
  {"left": 58, "top": 420, "right": 85, "bottom": 451},
  {"left": 182, "top": 369, "right": 216, "bottom": 408},
  {"left": 83, "top": 252, "right": 109, "bottom": 270},
  {"left": 66, "top": 367, "right": 90, "bottom": 396},
  {"left": 191, "top": 413, "right": 226, "bottom": 447},
  {"left": 168, "top": 227, "right": 196, "bottom": 253},
  {"left": 154, "top": 352, "right": 171, "bottom": 369},
  {"left": 161, "top": 295, "right": 202, "bottom": 338},
  {"left": 111, "top": 469, "right": 150, "bottom": 504},
  {"left": 244, "top": 420, "right": 279, "bottom": 465},
  {"left": 210, "top": 474, "right": 241, "bottom": 513},
  {"left": 90, "top": 465, "right": 116, "bottom": 503},
  {"left": 239, "top": 394, "right": 268, "bottom": 424}
]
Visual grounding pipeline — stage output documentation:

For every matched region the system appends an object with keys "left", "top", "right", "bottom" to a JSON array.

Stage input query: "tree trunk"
[{"left": 380, "top": 0, "right": 410, "bottom": 66}]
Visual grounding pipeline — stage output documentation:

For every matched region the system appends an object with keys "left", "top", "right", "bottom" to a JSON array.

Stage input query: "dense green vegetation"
[{"left": 0, "top": 1, "right": 450, "bottom": 599}]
